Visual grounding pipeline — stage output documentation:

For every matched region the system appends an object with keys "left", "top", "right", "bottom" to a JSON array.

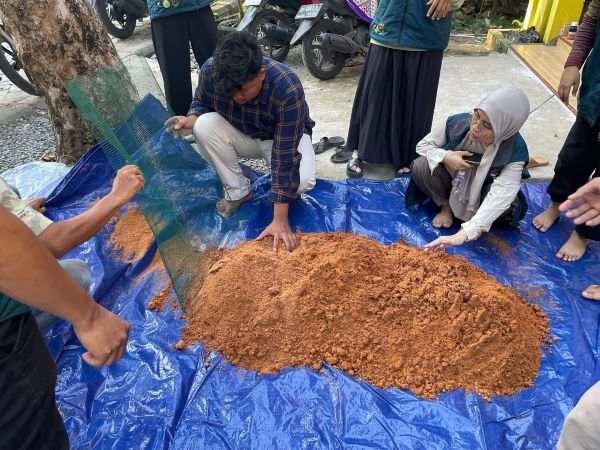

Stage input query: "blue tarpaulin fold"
[{"left": 17, "top": 98, "right": 599, "bottom": 449}]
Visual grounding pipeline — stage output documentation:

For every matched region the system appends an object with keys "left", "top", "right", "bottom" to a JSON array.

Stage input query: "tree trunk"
[{"left": 0, "top": 0, "right": 123, "bottom": 163}]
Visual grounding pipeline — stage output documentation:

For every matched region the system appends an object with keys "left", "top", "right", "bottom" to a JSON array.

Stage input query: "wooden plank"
[{"left": 510, "top": 43, "right": 577, "bottom": 113}]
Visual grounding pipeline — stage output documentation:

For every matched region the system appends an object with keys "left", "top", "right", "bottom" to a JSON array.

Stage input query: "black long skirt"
[{"left": 346, "top": 44, "right": 444, "bottom": 168}]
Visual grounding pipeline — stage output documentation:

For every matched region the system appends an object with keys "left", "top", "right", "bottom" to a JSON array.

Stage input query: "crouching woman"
[{"left": 406, "top": 86, "right": 531, "bottom": 251}]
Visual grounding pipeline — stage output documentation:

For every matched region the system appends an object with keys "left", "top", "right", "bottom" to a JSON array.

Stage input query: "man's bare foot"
[
  {"left": 582, "top": 285, "right": 600, "bottom": 301},
  {"left": 556, "top": 231, "right": 588, "bottom": 261},
  {"left": 532, "top": 202, "right": 560, "bottom": 232},
  {"left": 433, "top": 203, "right": 453, "bottom": 228},
  {"left": 216, "top": 191, "right": 253, "bottom": 219}
]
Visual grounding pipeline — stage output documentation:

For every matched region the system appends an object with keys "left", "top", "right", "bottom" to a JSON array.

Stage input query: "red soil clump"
[
  {"left": 109, "top": 206, "right": 155, "bottom": 263},
  {"left": 180, "top": 232, "right": 550, "bottom": 400}
]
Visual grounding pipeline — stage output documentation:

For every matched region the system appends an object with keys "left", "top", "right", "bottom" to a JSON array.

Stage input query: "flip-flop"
[
  {"left": 347, "top": 157, "right": 364, "bottom": 178},
  {"left": 313, "top": 136, "right": 345, "bottom": 154},
  {"left": 330, "top": 147, "right": 352, "bottom": 163},
  {"left": 527, "top": 156, "right": 549, "bottom": 169}
]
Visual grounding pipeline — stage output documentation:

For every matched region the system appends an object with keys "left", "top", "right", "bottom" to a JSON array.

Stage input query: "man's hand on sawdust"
[
  {"left": 110, "top": 165, "right": 145, "bottom": 204},
  {"left": 165, "top": 115, "right": 197, "bottom": 139},
  {"left": 73, "top": 304, "right": 131, "bottom": 367},
  {"left": 257, "top": 218, "right": 298, "bottom": 251},
  {"left": 424, "top": 228, "right": 468, "bottom": 251},
  {"left": 27, "top": 198, "right": 46, "bottom": 214},
  {"left": 426, "top": 0, "right": 452, "bottom": 20},
  {"left": 560, "top": 178, "right": 600, "bottom": 226}
]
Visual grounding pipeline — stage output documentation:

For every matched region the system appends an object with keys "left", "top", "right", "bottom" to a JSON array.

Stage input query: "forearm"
[
  {"left": 273, "top": 202, "right": 290, "bottom": 223},
  {"left": 565, "top": 0, "right": 599, "bottom": 68},
  {"left": 0, "top": 206, "right": 97, "bottom": 325},
  {"left": 39, "top": 193, "right": 125, "bottom": 257},
  {"left": 461, "top": 164, "right": 523, "bottom": 239},
  {"left": 416, "top": 125, "right": 449, "bottom": 172}
]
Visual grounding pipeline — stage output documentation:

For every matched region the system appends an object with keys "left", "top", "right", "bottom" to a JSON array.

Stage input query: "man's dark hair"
[{"left": 213, "top": 32, "right": 263, "bottom": 97}]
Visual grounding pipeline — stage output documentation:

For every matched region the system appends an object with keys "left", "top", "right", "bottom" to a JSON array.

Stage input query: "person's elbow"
[{"left": 38, "top": 224, "right": 71, "bottom": 258}]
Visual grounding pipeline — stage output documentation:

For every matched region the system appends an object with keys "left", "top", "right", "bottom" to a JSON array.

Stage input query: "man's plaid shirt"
[{"left": 188, "top": 57, "right": 315, "bottom": 203}]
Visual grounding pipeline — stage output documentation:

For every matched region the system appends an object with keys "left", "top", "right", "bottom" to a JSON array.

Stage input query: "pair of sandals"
[{"left": 314, "top": 137, "right": 362, "bottom": 177}]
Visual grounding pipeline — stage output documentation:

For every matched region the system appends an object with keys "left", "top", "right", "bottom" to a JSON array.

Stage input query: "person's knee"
[{"left": 192, "top": 113, "right": 225, "bottom": 146}]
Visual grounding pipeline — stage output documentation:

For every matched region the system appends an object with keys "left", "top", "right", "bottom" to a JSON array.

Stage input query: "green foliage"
[{"left": 452, "top": 14, "right": 517, "bottom": 35}]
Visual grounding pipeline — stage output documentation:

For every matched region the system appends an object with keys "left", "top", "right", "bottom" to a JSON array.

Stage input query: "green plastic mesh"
[{"left": 65, "top": 55, "right": 207, "bottom": 308}]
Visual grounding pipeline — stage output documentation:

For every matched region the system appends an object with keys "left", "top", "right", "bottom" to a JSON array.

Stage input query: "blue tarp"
[{"left": 18, "top": 104, "right": 599, "bottom": 449}]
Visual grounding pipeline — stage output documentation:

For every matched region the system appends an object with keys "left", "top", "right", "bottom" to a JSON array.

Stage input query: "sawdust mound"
[
  {"left": 181, "top": 232, "right": 549, "bottom": 400},
  {"left": 109, "top": 206, "right": 155, "bottom": 263}
]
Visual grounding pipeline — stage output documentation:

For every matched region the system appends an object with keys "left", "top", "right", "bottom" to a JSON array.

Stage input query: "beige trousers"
[
  {"left": 192, "top": 112, "right": 316, "bottom": 201},
  {"left": 557, "top": 380, "right": 600, "bottom": 450}
]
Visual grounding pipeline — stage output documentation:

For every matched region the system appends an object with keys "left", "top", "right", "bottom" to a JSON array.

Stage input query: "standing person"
[
  {"left": 148, "top": 0, "right": 218, "bottom": 115},
  {"left": 0, "top": 205, "right": 130, "bottom": 449},
  {"left": 531, "top": 0, "right": 600, "bottom": 262},
  {"left": 166, "top": 32, "right": 316, "bottom": 251},
  {"left": 559, "top": 176, "right": 600, "bottom": 300},
  {"left": 345, "top": 0, "right": 465, "bottom": 178}
]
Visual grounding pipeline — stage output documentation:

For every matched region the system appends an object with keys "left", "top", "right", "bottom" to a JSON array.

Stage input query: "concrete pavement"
[{"left": 1, "top": 26, "right": 575, "bottom": 182}]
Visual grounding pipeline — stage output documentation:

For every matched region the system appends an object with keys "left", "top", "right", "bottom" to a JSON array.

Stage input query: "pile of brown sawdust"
[
  {"left": 179, "top": 232, "right": 550, "bottom": 400},
  {"left": 109, "top": 206, "right": 155, "bottom": 263}
]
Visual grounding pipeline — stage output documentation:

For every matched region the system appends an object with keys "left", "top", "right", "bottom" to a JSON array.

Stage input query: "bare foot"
[
  {"left": 582, "top": 285, "right": 600, "bottom": 301},
  {"left": 532, "top": 202, "right": 560, "bottom": 232},
  {"left": 556, "top": 231, "right": 588, "bottom": 261},
  {"left": 216, "top": 191, "right": 253, "bottom": 219},
  {"left": 433, "top": 203, "right": 454, "bottom": 228}
]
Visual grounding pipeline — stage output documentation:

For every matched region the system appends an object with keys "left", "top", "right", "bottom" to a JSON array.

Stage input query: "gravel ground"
[{"left": 0, "top": 107, "right": 56, "bottom": 173}]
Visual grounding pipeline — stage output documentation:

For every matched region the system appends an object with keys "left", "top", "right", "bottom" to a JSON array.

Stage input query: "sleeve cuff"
[
  {"left": 461, "top": 222, "right": 481, "bottom": 241},
  {"left": 428, "top": 149, "right": 450, "bottom": 172}
]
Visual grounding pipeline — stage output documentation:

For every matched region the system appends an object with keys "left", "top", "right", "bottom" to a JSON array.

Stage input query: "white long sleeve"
[
  {"left": 461, "top": 162, "right": 525, "bottom": 240},
  {"left": 416, "top": 125, "right": 451, "bottom": 173}
]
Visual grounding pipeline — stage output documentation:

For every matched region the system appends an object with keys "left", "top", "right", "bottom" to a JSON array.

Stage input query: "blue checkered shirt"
[{"left": 188, "top": 57, "right": 315, "bottom": 203}]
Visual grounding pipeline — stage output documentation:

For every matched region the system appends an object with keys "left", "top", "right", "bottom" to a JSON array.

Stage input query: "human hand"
[
  {"left": 559, "top": 178, "right": 600, "bottom": 226},
  {"left": 426, "top": 0, "right": 452, "bottom": 20},
  {"left": 110, "top": 165, "right": 145, "bottom": 204},
  {"left": 27, "top": 197, "right": 46, "bottom": 214},
  {"left": 424, "top": 228, "right": 468, "bottom": 251},
  {"left": 558, "top": 66, "right": 580, "bottom": 103},
  {"left": 72, "top": 304, "right": 130, "bottom": 367},
  {"left": 164, "top": 115, "right": 197, "bottom": 139},
  {"left": 442, "top": 151, "right": 474, "bottom": 172},
  {"left": 256, "top": 217, "right": 298, "bottom": 251}
]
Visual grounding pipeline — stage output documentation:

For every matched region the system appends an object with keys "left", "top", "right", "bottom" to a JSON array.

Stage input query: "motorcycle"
[
  {"left": 0, "top": 21, "right": 38, "bottom": 96},
  {"left": 291, "top": 0, "right": 375, "bottom": 80},
  {"left": 94, "top": 0, "right": 148, "bottom": 39},
  {"left": 234, "top": 0, "right": 305, "bottom": 62}
]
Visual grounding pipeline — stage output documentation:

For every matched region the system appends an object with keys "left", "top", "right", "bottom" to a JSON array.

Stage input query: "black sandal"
[
  {"left": 313, "top": 136, "right": 345, "bottom": 154},
  {"left": 330, "top": 146, "right": 352, "bottom": 163},
  {"left": 346, "top": 157, "right": 364, "bottom": 178}
]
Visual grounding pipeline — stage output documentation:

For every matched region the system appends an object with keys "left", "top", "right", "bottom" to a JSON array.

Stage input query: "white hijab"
[{"left": 449, "top": 86, "right": 530, "bottom": 221}]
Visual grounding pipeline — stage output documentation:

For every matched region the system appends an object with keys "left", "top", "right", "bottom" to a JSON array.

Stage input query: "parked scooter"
[
  {"left": 291, "top": 0, "right": 374, "bottom": 80},
  {"left": 0, "top": 21, "right": 38, "bottom": 96},
  {"left": 236, "top": 0, "right": 304, "bottom": 62},
  {"left": 95, "top": 0, "right": 148, "bottom": 39}
]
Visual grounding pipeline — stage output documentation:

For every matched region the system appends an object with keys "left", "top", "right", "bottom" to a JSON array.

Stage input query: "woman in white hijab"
[{"left": 405, "top": 86, "right": 531, "bottom": 251}]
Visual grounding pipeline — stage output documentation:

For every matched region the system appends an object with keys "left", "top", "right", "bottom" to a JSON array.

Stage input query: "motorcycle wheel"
[
  {"left": 217, "top": 18, "right": 239, "bottom": 39},
  {"left": 249, "top": 9, "right": 291, "bottom": 63},
  {"left": 0, "top": 33, "right": 38, "bottom": 96},
  {"left": 95, "top": 0, "right": 137, "bottom": 39},
  {"left": 301, "top": 19, "right": 346, "bottom": 80}
]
